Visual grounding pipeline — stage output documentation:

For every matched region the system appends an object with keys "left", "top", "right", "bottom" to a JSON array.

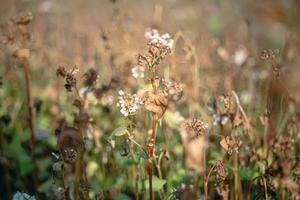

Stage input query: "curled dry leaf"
[{"left": 144, "top": 90, "right": 168, "bottom": 118}]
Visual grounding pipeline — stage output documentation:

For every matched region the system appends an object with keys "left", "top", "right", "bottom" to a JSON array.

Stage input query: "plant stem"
[
  {"left": 22, "top": 62, "right": 39, "bottom": 197},
  {"left": 234, "top": 152, "right": 239, "bottom": 200},
  {"left": 148, "top": 113, "right": 157, "bottom": 200}
]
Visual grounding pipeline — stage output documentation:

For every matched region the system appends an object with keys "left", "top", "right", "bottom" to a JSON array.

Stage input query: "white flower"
[
  {"left": 233, "top": 46, "right": 248, "bottom": 66},
  {"left": 117, "top": 90, "right": 144, "bottom": 117},
  {"left": 131, "top": 66, "right": 145, "bottom": 79},
  {"left": 118, "top": 90, "right": 125, "bottom": 96},
  {"left": 145, "top": 29, "right": 174, "bottom": 49}
]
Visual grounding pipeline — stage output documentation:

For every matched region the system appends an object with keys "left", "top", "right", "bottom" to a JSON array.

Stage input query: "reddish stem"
[{"left": 148, "top": 113, "right": 157, "bottom": 200}]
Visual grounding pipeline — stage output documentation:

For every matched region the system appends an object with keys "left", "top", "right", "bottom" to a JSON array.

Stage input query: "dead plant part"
[
  {"left": 13, "top": 48, "right": 31, "bottom": 59},
  {"left": 162, "top": 78, "right": 183, "bottom": 101},
  {"left": 260, "top": 49, "right": 280, "bottom": 61},
  {"left": 144, "top": 90, "right": 168, "bottom": 119},
  {"left": 272, "top": 133, "right": 294, "bottom": 155},
  {"left": 185, "top": 119, "right": 209, "bottom": 137},
  {"left": 83, "top": 68, "right": 99, "bottom": 87},
  {"left": 180, "top": 123, "right": 207, "bottom": 174},
  {"left": 220, "top": 134, "right": 242, "bottom": 155},
  {"left": 56, "top": 65, "right": 79, "bottom": 92},
  {"left": 172, "top": 184, "right": 197, "bottom": 200},
  {"left": 56, "top": 126, "right": 82, "bottom": 150}
]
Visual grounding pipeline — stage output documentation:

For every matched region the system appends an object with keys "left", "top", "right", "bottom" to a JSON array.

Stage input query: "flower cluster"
[
  {"left": 144, "top": 29, "right": 174, "bottom": 50},
  {"left": 117, "top": 90, "right": 144, "bottom": 117},
  {"left": 131, "top": 65, "right": 145, "bottom": 79}
]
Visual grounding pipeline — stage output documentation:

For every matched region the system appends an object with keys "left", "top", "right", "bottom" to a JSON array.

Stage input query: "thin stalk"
[
  {"left": 154, "top": 152, "right": 165, "bottom": 200},
  {"left": 22, "top": 62, "right": 39, "bottom": 197},
  {"left": 148, "top": 113, "right": 157, "bottom": 200},
  {"left": 59, "top": 150, "right": 68, "bottom": 200},
  {"left": 203, "top": 136, "right": 208, "bottom": 200},
  {"left": 234, "top": 152, "right": 239, "bottom": 200},
  {"left": 262, "top": 176, "right": 268, "bottom": 200},
  {"left": 204, "top": 160, "right": 218, "bottom": 200},
  {"left": 74, "top": 123, "right": 88, "bottom": 200}
]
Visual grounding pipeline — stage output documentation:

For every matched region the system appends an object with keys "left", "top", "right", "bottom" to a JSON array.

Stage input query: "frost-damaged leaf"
[
  {"left": 144, "top": 176, "right": 166, "bottom": 191},
  {"left": 112, "top": 126, "right": 128, "bottom": 137}
]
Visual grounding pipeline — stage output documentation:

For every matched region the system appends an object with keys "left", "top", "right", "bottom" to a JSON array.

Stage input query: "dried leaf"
[{"left": 220, "top": 137, "right": 229, "bottom": 151}]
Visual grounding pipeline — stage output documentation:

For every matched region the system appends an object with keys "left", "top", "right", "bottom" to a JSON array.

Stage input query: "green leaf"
[
  {"left": 144, "top": 176, "right": 166, "bottom": 191},
  {"left": 113, "top": 126, "right": 128, "bottom": 137}
]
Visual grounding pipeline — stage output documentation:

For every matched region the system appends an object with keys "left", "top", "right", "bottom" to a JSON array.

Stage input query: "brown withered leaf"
[
  {"left": 13, "top": 48, "right": 30, "bottom": 59},
  {"left": 56, "top": 126, "right": 82, "bottom": 150},
  {"left": 180, "top": 124, "right": 207, "bottom": 174},
  {"left": 220, "top": 137, "right": 229, "bottom": 151},
  {"left": 144, "top": 91, "right": 168, "bottom": 118}
]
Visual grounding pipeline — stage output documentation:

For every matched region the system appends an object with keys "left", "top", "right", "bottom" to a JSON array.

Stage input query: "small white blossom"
[
  {"left": 233, "top": 46, "right": 248, "bottom": 66},
  {"left": 117, "top": 90, "right": 144, "bottom": 117},
  {"left": 118, "top": 90, "right": 125, "bottom": 96},
  {"left": 145, "top": 29, "right": 174, "bottom": 49},
  {"left": 131, "top": 65, "right": 145, "bottom": 79}
]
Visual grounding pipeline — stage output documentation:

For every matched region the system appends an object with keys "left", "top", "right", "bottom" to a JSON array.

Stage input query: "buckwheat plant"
[
  {"left": 55, "top": 65, "right": 100, "bottom": 200},
  {"left": 114, "top": 29, "right": 179, "bottom": 200}
]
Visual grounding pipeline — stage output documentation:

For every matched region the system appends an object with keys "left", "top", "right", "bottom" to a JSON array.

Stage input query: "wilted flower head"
[
  {"left": 145, "top": 29, "right": 174, "bottom": 49},
  {"left": 117, "top": 90, "right": 144, "bottom": 117},
  {"left": 83, "top": 68, "right": 99, "bottom": 87},
  {"left": 56, "top": 65, "right": 79, "bottom": 92},
  {"left": 185, "top": 118, "right": 210, "bottom": 137},
  {"left": 131, "top": 65, "right": 145, "bottom": 79},
  {"left": 162, "top": 78, "right": 183, "bottom": 101},
  {"left": 220, "top": 134, "right": 242, "bottom": 155}
]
